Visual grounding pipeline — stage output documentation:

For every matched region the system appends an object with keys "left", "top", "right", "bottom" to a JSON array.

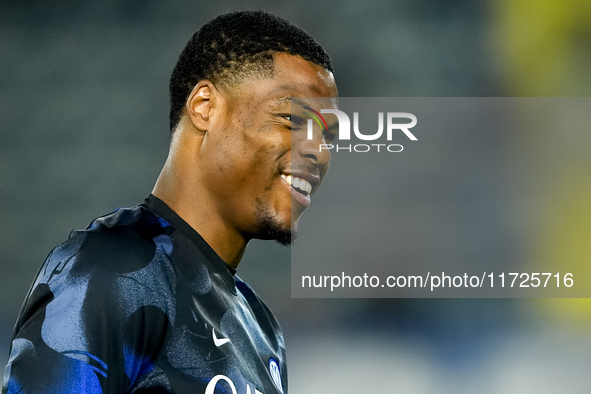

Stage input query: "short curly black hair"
[{"left": 168, "top": 10, "right": 334, "bottom": 132}]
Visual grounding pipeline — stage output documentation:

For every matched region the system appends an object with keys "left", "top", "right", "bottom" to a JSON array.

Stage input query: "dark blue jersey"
[{"left": 3, "top": 195, "right": 287, "bottom": 393}]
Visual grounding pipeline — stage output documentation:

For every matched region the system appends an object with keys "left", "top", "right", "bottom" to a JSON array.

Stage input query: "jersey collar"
[{"left": 143, "top": 194, "right": 237, "bottom": 294}]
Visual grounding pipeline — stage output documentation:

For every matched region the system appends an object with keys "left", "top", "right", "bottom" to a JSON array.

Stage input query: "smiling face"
[{"left": 199, "top": 53, "right": 338, "bottom": 245}]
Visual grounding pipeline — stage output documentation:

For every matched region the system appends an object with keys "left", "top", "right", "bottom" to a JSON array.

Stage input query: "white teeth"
[
  {"left": 281, "top": 174, "right": 312, "bottom": 195},
  {"left": 281, "top": 174, "right": 292, "bottom": 185},
  {"left": 301, "top": 179, "right": 311, "bottom": 193}
]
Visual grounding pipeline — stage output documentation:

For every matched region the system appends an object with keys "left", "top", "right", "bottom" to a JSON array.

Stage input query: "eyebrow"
[
  {"left": 269, "top": 83, "right": 325, "bottom": 106},
  {"left": 273, "top": 96, "right": 292, "bottom": 106},
  {"left": 268, "top": 82, "right": 337, "bottom": 109},
  {"left": 271, "top": 96, "right": 313, "bottom": 108},
  {"left": 291, "top": 97, "right": 308, "bottom": 107}
]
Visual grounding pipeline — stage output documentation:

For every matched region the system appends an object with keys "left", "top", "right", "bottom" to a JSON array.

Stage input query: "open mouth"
[{"left": 280, "top": 174, "right": 312, "bottom": 197}]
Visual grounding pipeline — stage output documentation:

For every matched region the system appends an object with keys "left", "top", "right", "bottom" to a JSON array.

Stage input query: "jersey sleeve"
[{"left": 3, "top": 223, "right": 175, "bottom": 393}]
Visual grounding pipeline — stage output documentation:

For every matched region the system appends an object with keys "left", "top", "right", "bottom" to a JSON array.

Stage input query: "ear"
[{"left": 185, "top": 80, "right": 217, "bottom": 132}]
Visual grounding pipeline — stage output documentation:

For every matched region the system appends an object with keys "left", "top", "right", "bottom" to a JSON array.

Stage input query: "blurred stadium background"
[{"left": 1, "top": 0, "right": 591, "bottom": 392}]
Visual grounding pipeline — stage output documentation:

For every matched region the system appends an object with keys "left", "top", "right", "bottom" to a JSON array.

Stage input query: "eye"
[
  {"left": 276, "top": 114, "right": 293, "bottom": 123},
  {"left": 323, "top": 129, "right": 337, "bottom": 142},
  {"left": 280, "top": 114, "right": 305, "bottom": 130},
  {"left": 289, "top": 115, "right": 304, "bottom": 126}
]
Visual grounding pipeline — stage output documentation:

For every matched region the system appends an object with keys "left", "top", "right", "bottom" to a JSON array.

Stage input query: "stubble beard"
[{"left": 254, "top": 203, "right": 297, "bottom": 247}]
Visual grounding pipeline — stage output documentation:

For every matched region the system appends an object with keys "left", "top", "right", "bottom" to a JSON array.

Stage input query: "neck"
[{"left": 152, "top": 127, "right": 248, "bottom": 269}]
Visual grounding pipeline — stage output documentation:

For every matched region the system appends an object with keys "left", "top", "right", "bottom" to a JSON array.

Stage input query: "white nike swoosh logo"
[{"left": 212, "top": 328, "right": 230, "bottom": 347}]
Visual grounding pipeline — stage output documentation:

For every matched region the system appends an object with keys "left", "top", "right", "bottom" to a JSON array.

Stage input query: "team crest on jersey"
[{"left": 268, "top": 358, "right": 283, "bottom": 393}]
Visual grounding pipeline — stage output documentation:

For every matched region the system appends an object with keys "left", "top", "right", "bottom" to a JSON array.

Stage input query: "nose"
[{"left": 295, "top": 122, "right": 331, "bottom": 166}]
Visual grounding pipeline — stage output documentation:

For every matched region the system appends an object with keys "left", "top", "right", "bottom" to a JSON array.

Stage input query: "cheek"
[
  {"left": 241, "top": 124, "right": 289, "bottom": 169},
  {"left": 209, "top": 131, "right": 243, "bottom": 176},
  {"left": 208, "top": 110, "right": 291, "bottom": 191},
  {"left": 207, "top": 132, "right": 272, "bottom": 190}
]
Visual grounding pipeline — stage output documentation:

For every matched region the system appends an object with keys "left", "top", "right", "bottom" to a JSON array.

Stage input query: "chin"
[
  {"left": 254, "top": 210, "right": 298, "bottom": 246},
  {"left": 256, "top": 222, "right": 295, "bottom": 246}
]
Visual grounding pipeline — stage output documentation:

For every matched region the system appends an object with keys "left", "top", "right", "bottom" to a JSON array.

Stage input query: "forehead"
[
  {"left": 273, "top": 53, "right": 337, "bottom": 96},
  {"left": 235, "top": 53, "right": 338, "bottom": 108}
]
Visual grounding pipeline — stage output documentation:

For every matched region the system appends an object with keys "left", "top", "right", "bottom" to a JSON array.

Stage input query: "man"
[{"left": 3, "top": 10, "right": 337, "bottom": 393}]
